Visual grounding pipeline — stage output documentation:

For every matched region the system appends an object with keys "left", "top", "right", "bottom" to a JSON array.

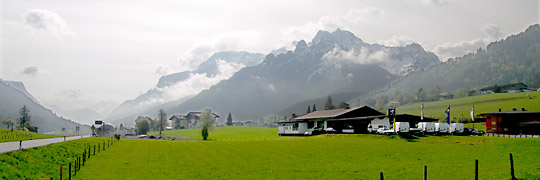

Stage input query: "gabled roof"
[
  {"left": 187, "top": 112, "right": 220, "bottom": 118},
  {"left": 294, "top": 106, "right": 384, "bottom": 121},
  {"left": 479, "top": 110, "right": 540, "bottom": 116},
  {"left": 169, "top": 115, "right": 186, "bottom": 120}
]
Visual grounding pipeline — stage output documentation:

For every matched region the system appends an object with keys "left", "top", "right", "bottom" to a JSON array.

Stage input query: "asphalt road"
[{"left": 0, "top": 135, "right": 90, "bottom": 154}]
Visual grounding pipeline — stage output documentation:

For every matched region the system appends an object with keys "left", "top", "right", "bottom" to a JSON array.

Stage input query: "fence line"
[
  {"left": 378, "top": 153, "right": 520, "bottom": 179},
  {"left": 55, "top": 137, "right": 120, "bottom": 179}
]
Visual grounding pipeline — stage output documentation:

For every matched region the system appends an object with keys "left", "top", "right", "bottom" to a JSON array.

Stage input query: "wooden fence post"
[
  {"left": 74, "top": 159, "right": 77, "bottom": 175},
  {"left": 510, "top": 153, "right": 516, "bottom": 180},
  {"left": 98, "top": 144, "right": 100, "bottom": 152},
  {"left": 88, "top": 147, "right": 91, "bottom": 158},
  {"left": 60, "top": 165, "right": 63, "bottom": 180},
  {"left": 424, "top": 165, "right": 427, "bottom": 180},
  {"left": 69, "top": 163, "right": 71, "bottom": 180},
  {"left": 94, "top": 145, "right": 96, "bottom": 155},
  {"left": 475, "top": 159, "right": 478, "bottom": 180},
  {"left": 380, "top": 172, "right": 384, "bottom": 180}
]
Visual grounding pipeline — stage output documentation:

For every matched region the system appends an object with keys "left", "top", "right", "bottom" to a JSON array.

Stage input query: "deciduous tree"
[{"left": 198, "top": 109, "right": 216, "bottom": 140}]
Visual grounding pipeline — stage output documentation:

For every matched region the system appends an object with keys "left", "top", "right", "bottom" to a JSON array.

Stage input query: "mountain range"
[
  {"left": 5, "top": 24, "right": 538, "bottom": 129},
  {"left": 363, "top": 24, "right": 540, "bottom": 101},
  {"left": 106, "top": 51, "right": 265, "bottom": 126},
  {"left": 107, "top": 29, "right": 440, "bottom": 126},
  {"left": 0, "top": 79, "right": 91, "bottom": 134}
]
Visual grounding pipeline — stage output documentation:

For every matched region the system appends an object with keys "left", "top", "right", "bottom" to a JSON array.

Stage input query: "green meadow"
[
  {"left": 2, "top": 129, "right": 539, "bottom": 179},
  {"left": 74, "top": 135, "right": 540, "bottom": 180},
  {"left": 398, "top": 91, "right": 540, "bottom": 122},
  {"left": 148, "top": 126, "right": 279, "bottom": 141},
  {"left": 0, "top": 129, "right": 59, "bottom": 143}
]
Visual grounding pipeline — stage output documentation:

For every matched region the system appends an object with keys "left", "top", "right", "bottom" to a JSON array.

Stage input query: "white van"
[
  {"left": 434, "top": 123, "right": 449, "bottom": 135},
  {"left": 449, "top": 123, "right": 465, "bottom": 134},
  {"left": 418, "top": 122, "right": 435, "bottom": 134},
  {"left": 394, "top": 122, "right": 410, "bottom": 134}
]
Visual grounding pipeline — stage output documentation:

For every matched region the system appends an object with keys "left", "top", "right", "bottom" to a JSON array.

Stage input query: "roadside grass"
[
  {"left": 0, "top": 137, "right": 114, "bottom": 179},
  {"left": 76, "top": 135, "right": 540, "bottom": 180},
  {"left": 0, "top": 129, "right": 59, "bottom": 143},
  {"left": 148, "top": 126, "right": 279, "bottom": 141}
]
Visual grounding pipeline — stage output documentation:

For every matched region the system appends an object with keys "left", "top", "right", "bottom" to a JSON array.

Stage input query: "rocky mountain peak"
[{"left": 294, "top": 40, "right": 308, "bottom": 54}]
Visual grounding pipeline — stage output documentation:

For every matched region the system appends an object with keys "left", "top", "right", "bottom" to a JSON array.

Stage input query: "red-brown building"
[{"left": 479, "top": 108, "right": 540, "bottom": 134}]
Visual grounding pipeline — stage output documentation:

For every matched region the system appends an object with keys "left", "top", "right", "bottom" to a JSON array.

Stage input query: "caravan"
[
  {"left": 418, "top": 122, "right": 435, "bottom": 134},
  {"left": 434, "top": 123, "right": 449, "bottom": 135},
  {"left": 449, "top": 123, "right": 465, "bottom": 134}
]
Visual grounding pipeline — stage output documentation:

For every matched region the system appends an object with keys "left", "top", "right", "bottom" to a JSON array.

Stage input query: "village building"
[
  {"left": 438, "top": 92, "right": 454, "bottom": 99},
  {"left": 169, "top": 112, "right": 220, "bottom": 129},
  {"left": 169, "top": 115, "right": 189, "bottom": 129},
  {"left": 278, "top": 106, "right": 386, "bottom": 135},
  {"left": 479, "top": 83, "right": 529, "bottom": 94},
  {"left": 479, "top": 107, "right": 540, "bottom": 134}
]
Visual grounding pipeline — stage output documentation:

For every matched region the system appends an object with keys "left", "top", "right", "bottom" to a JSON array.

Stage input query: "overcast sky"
[{"left": 1, "top": 0, "right": 538, "bottom": 113}]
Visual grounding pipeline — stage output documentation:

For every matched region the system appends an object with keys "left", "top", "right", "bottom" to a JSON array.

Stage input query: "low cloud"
[
  {"left": 281, "top": 7, "right": 384, "bottom": 46},
  {"left": 482, "top": 23, "right": 503, "bottom": 39},
  {"left": 177, "top": 30, "right": 263, "bottom": 72},
  {"left": 154, "top": 64, "right": 171, "bottom": 75},
  {"left": 23, "top": 9, "right": 74, "bottom": 39},
  {"left": 137, "top": 59, "right": 245, "bottom": 107},
  {"left": 322, "top": 46, "right": 389, "bottom": 69},
  {"left": 377, "top": 35, "right": 416, "bottom": 47},
  {"left": 433, "top": 23, "right": 503, "bottom": 61},
  {"left": 420, "top": 0, "right": 456, "bottom": 6},
  {"left": 59, "top": 89, "right": 81, "bottom": 98},
  {"left": 21, "top": 66, "right": 39, "bottom": 76}
]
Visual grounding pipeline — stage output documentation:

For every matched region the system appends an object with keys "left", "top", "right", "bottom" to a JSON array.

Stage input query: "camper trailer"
[
  {"left": 418, "top": 122, "right": 435, "bottom": 134},
  {"left": 434, "top": 123, "right": 449, "bottom": 135},
  {"left": 449, "top": 123, "right": 465, "bottom": 134}
]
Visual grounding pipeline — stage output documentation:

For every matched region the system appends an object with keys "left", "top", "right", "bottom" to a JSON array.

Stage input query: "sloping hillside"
[
  {"left": 397, "top": 91, "right": 540, "bottom": 121},
  {"left": 0, "top": 79, "right": 91, "bottom": 134},
  {"left": 386, "top": 24, "right": 540, "bottom": 95}
]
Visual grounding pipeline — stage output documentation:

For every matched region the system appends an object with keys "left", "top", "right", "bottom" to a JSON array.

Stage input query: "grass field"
[
  {"left": 0, "top": 137, "right": 116, "bottom": 179},
  {"left": 398, "top": 91, "right": 540, "bottom": 122},
  {"left": 0, "top": 129, "right": 59, "bottom": 143},
  {"left": 73, "top": 135, "right": 540, "bottom": 180},
  {"left": 148, "top": 126, "right": 279, "bottom": 141}
]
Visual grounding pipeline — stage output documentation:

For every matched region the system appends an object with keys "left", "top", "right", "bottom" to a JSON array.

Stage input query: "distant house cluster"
[
  {"left": 169, "top": 112, "right": 220, "bottom": 129},
  {"left": 479, "top": 83, "right": 536, "bottom": 94}
]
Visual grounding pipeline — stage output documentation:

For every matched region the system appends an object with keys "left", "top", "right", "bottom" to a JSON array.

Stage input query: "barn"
[
  {"left": 278, "top": 106, "right": 386, "bottom": 136},
  {"left": 479, "top": 108, "right": 540, "bottom": 134}
]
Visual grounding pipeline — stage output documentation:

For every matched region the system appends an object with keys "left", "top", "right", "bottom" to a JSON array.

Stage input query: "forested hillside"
[
  {"left": 389, "top": 24, "right": 539, "bottom": 94},
  {"left": 353, "top": 24, "right": 540, "bottom": 109}
]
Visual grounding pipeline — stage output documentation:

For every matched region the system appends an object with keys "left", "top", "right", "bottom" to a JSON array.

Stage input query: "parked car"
[
  {"left": 368, "top": 124, "right": 387, "bottom": 134},
  {"left": 418, "top": 122, "right": 435, "bottom": 134},
  {"left": 325, "top": 127, "right": 337, "bottom": 134},
  {"left": 449, "top": 123, "right": 465, "bottom": 134},
  {"left": 376, "top": 127, "right": 390, "bottom": 134},
  {"left": 463, "top": 127, "right": 485, "bottom": 135}
]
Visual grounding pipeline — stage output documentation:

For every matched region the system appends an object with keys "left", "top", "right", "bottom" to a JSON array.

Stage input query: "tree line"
[{"left": 1, "top": 105, "right": 37, "bottom": 132}]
